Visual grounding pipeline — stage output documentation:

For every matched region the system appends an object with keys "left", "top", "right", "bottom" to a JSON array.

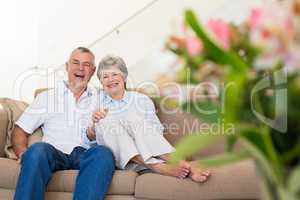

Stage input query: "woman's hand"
[
  {"left": 87, "top": 108, "right": 108, "bottom": 141},
  {"left": 92, "top": 108, "right": 108, "bottom": 123}
]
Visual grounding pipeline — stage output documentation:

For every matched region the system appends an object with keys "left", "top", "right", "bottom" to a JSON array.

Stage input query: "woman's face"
[{"left": 100, "top": 66, "right": 126, "bottom": 96}]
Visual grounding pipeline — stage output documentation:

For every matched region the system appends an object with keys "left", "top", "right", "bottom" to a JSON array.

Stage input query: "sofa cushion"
[
  {"left": 0, "top": 189, "right": 136, "bottom": 200},
  {"left": 0, "top": 188, "right": 14, "bottom": 200},
  {"left": 47, "top": 170, "right": 138, "bottom": 195},
  {"left": 0, "top": 158, "right": 138, "bottom": 195},
  {"left": 0, "top": 98, "right": 43, "bottom": 159},
  {"left": 0, "top": 158, "right": 20, "bottom": 189},
  {"left": 135, "top": 159, "right": 260, "bottom": 200}
]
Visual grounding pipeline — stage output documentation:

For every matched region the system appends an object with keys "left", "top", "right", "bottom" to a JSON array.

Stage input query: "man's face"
[
  {"left": 66, "top": 50, "right": 95, "bottom": 87},
  {"left": 100, "top": 67, "right": 125, "bottom": 96}
]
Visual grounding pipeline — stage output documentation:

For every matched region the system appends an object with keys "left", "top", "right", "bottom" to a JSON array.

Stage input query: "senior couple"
[{"left": 12, "top": 47, "right": 211, "bottom": 200}]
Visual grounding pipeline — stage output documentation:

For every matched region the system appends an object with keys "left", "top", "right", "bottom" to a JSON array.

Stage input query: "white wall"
[
  {"left": 0, "top": 0, "right": 39, "bottom": 102},
  {"left": 0, "top": 0, "right": 262, "bottom": 103}
]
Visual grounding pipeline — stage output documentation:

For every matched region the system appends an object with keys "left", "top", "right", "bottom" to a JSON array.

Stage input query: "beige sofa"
[{"left": 0, "top": 93, "right": 260, "bottom": 200}]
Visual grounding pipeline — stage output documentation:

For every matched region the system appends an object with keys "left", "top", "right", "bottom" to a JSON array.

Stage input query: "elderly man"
[{"left": 12, "top": 47, "right": 115, "bottom": 200}]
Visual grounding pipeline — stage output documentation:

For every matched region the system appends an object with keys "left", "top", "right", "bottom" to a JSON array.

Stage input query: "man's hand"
[
  {"left": 12, "top": 126, "right": 28, "bottom": 162},
  {"left": 17, "top": 151, "right": 26, "bottom": 164}
]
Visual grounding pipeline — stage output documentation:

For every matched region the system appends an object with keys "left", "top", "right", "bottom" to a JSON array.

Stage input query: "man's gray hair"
[
  {"left": 68, "top": 47, "right": 95, "bottom": 66},
  {"left": 97, "top": 55, "right": 128, "bottom": 80}
]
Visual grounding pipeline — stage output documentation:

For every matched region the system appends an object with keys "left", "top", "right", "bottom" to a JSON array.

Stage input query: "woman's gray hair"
[{"left": 97, "top": 55, "right": 128, "bottom": 80}]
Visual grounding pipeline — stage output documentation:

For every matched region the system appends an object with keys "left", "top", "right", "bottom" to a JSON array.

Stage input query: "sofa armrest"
[{"left": 0, "top": 104, "right": 8, "bottom": 157}]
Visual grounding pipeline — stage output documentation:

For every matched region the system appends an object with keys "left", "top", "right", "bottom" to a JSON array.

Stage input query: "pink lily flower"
[
  {"left": 249, "top": 7, "right": 263, "bottom": 27},
  {"left": 207, "top": 19, "right": 230, "bottom": 49},
  {"left": 186, "top": 36, "right": 203, "bottom": 56}
]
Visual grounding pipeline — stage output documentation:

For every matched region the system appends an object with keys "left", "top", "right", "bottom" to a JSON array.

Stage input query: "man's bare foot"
[
  {"left": 189, "top": 165, "right": 211, "bottom": 183},
  {"left": 149, "top": 160, "right": 191, "bottom": 179}
]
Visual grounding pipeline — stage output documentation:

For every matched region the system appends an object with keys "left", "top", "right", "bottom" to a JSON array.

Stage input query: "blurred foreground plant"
[{"left": 165, "top": 1, "right": 300, "bottom": 199}]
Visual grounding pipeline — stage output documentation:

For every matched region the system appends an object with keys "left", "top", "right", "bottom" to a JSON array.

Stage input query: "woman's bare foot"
[
  {"left": 149, "top": 160, "right": 191, "bottom": 179},
  {"left": 189, "top": 165, "right": 211, "bottom": 183}
]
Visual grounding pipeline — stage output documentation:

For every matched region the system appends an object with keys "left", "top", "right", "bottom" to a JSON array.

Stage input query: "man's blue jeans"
[{"left": 14, "top": 142, "right": 115, "bottom": 200}]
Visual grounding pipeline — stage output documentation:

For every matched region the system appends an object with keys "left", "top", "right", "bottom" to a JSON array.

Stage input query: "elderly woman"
[{"left": 87, "top": 55, "right": 210, "bottom": 182}]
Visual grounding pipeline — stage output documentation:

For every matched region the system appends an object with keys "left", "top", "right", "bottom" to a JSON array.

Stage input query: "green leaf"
[
  {"left": 282, "top": 145, "right": 300, "bottom": 163},
  {"left": 223, "top": 71, "right": 246, "bottom": 124},
  {"left": 241, "top": 129, "right": 269, "bottom": 158},
  {"left": 176, "top": 66, "right": 192, "bottom": 84},
  {"left": 278, "top": 188, "right": 298, "bottom": 200},
  {"left": 226, "top": 135, "right": 238, "bottom": 151},
  {"left": 184, "top": 9, "right": 249, "bottom": 127},
  {"left": 260, "top": 127, "right": 283, "bottom": 181},
  {"left": 196, "top": 150, "right": 249, "bottom": 167},
  {"left": 241, "top": 129, "right": 283, "bottom": 184},
  {"left": 185, "top": 9, "right": 248, "bottom": 73},
  {"left": 288, "top": 164, "right": 300, "bottom": 195},
  {"left": 170, "top": 133, "right": 221, "bottom": 163},
  {"left": 240, "top": 135, "right": 281, "bottom": 185}
]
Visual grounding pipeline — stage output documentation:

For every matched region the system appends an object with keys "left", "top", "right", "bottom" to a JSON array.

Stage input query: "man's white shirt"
[{"left": 16, "top": 81, "right": 98, "bottom": 154}]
